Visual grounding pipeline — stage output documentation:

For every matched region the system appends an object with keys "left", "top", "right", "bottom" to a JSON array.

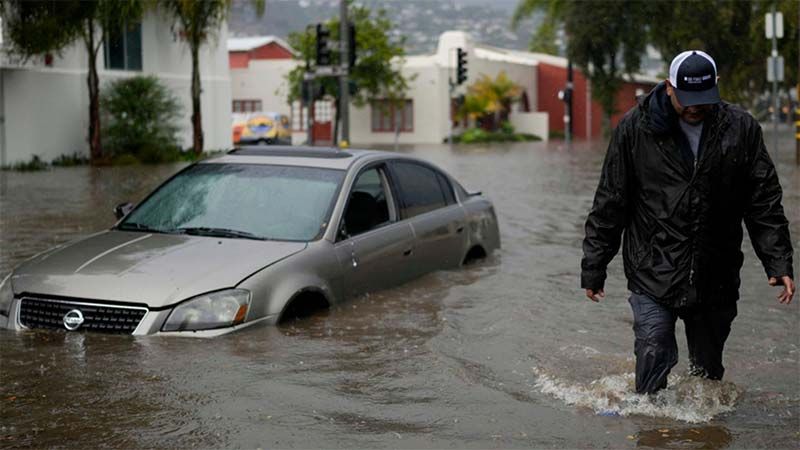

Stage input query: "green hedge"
[{"left": 449, "top": 122, "right": 542, "bottom": 144}]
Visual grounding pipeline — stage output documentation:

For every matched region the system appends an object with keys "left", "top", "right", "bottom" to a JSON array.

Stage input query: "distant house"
[
  {"left": 225, "top": 30, "right": 659, "bottom": 147},
  {"left": 0, "top": 11, "right": 233, "bottom": 166},
  {"left": 349, "top": 31, "right": 549, "bottom": 145},
  {"left": 227, "top": 35, "right": 309, "bottom": 143},
  {"left": 228, "top": 35, "right": 297, "bottom": 114}
]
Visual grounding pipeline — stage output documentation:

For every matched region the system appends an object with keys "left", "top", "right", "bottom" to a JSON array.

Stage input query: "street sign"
[
  {"left": 765, "top": 12, "right": 783, "bottom": 39},
  {"left": 767, "top": 56, "right": 784, "bottom": 82},
  {"left": 314, "top": 66, "right": 347, "bottom": 77}
]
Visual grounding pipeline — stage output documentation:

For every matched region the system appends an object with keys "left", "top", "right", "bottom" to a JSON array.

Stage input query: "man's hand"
[
  {"left": 768, "top": 276, "right": 795, "bottom": 304},
  {"left": 585, "top": 288, "right": 605, "bottom": 302}
]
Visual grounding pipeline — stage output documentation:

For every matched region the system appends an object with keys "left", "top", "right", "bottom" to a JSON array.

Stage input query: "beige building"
[{"left": 0, "top": 12, "right": 233, "bottom": 166}]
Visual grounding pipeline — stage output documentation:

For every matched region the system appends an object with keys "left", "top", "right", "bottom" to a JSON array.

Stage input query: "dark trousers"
[{"left": 628, "top": 293, "right": 738, "bottom": 394}]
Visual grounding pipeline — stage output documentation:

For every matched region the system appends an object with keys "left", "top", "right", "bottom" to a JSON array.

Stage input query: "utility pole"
[
  {"left": 766, "top": 4, "right": 784, "bottom": 161},
  {"left": 771, "top": 4, "right": 779, "bottom": 160},
  {"left": 339, "top": 0, "right": 349, "bottom": 146},
  {"left": 559, "top": 60, "right": 574, "bottom": 144}
]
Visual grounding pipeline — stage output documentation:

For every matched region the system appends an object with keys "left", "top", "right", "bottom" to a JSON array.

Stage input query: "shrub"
[
  {"left": 51, "top": 152, "right": 89, "bottom": 167},
  {"left": 499, "top": 121, "right": 515, "bottom": 135},
  {"left": 102, "top": 76, "right": 182, "bottom": 162},
  {"left": 1, "top": 155, "right": 49, "bottom": 172},
  {"left": 450, "top": 126, "right": 542, "bottom": 144}
]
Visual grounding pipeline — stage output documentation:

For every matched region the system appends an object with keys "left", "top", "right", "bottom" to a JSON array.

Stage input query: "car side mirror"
[{"left": 114, "top": 202, "right": 134, "bottom": 220}]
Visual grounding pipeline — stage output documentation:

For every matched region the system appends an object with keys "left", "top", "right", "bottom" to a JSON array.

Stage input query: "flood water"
[{"left": 1, "top": 133, "right": 798, "bottom": 448}]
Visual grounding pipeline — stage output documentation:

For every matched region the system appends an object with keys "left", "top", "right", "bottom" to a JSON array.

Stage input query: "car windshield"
[{"left": 119, "top": 163, "right": 345, "bottom": 241}]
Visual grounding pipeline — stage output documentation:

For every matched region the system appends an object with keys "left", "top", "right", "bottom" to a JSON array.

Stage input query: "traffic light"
[
  {"left": 558, "top": 88, "right": 572, "bottom": 104},
  {"left": 316, "top": 23, "right": 331, "bottom": 66},
  {"left": 348, "top": 22, "right": 357, "bottom": 68},
  {"left": 456, "top": 48, "right": 468, "bottom": 85}
]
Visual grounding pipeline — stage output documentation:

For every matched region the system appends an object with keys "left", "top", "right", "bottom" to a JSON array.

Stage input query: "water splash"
[{"left": 532, "top": 367, "right": 741, "bottom": 423}]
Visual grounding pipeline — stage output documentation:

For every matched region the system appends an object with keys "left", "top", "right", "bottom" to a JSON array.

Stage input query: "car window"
[
  {"left": 120, "top": 164, "right": 344, "bottom": 241},
  {"left": 392, "top": 162, "right": 449, "bottom": 218},
  {"left": 437, "top": 172, "right": 456, "bottom": 205},
  {"left": 341, "top": 167, "right": 392, "bottom": 238}
]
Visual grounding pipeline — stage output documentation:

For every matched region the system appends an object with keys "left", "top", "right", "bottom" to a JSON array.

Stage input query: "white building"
[
  {"left": 0, "top": 12, "right": 233, "bottom": 166},
  {"left": 227, "top": 31, "right": 548, "bottom": 147},
  {"left": 350, "top": 31, "right": 548, "bottom": 145},
  {"left": 228, "top": 35, "right": 298, "bottom": 116}
]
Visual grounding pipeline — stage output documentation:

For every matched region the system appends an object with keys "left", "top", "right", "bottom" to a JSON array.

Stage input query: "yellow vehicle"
[{"left": 234, "top": 112, "right": 292, "bottom": 145}]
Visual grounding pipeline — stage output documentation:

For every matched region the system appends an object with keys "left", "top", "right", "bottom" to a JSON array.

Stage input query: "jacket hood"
[
  {"left": 640, "top": 81, "right": 679, "bottom": 135},
  {"left": 11, "top": 230, "right": 307, "bottom": 308}
]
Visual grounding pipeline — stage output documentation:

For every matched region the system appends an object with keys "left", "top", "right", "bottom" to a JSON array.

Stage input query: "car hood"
[{"left": 12, "top": 231, "right": 306, "bottom": 308}]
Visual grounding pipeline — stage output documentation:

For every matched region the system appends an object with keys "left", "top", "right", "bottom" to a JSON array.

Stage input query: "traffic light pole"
[
  {"left": 339, "top": 0, "right": 349, "bottom": 146},
  {"left": 448, "top": 77, "right": 455, "bottom": 146}
]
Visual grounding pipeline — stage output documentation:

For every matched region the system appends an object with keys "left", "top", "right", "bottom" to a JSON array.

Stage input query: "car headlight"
[
  {"left": 162, "top": 289, "right": 250, "bottom": 332},
  {"left": 0, "top": 274, "right": 13, "bottom": 317}
]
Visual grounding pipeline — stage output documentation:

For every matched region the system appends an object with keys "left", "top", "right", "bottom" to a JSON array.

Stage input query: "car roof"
[{"left": 202, "top": 146, "right": 408, "bottom": 170}]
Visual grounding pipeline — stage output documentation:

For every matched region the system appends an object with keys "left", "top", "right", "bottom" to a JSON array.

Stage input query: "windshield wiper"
[
  {"left": 117, "top": 222, "right": 171, "bottom": 234},
  {"left": 177, "top": 227, "right": 267, "bottom": 241}
]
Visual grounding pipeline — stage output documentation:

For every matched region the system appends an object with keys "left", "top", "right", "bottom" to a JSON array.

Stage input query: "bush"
[
  {"left": 102, "top": 76, "right": 182, "bottom": 163},
  {"left": 499, "top": 121, "right": 515, "bottom": 135},
  {"left": 51, "top": 152, "right": 89, "bottom": 167},
  {"left": 450, "top": 125, "right": 542, "bottom": 144},
  {"left": 1, "top": 155, "right": 49, "bottom": 172}
]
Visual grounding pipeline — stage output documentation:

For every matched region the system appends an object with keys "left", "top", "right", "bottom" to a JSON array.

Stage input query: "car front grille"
[{"left": 19, "top": 297, "right": 147, "bottom": 334}]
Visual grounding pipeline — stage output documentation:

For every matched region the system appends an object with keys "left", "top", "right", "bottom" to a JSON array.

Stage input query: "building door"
[{"left": 311, "top": 100, "right": 334, "bottom": 145}]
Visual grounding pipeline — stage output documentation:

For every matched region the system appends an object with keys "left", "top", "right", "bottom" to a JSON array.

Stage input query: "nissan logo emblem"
[{"left": 63, "top": 309, "right": 84, "bottom": 331}]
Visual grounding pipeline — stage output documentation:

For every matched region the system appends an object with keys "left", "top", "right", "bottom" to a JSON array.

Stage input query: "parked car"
[
  {"left": 233, "top": 112, "right": 292, "bottom": 145},
  {"left": 0, "top": 147, "right": 500, "bottom": 337}
]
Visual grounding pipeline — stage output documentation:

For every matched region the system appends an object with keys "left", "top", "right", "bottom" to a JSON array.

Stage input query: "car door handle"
[
  {"left": 403, "top": 248, "right": 413, "bottom": 256},
  {"left": 456, "top": 225, "right": 465, "bottom": 234}
]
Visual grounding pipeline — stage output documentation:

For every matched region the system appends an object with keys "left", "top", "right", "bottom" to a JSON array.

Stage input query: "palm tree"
[
  {"left": 163, "top": 0, "right": 264, "bottom": 154},
  {"left": 462, "top": 71, "right": 522, "bottom": 130}
]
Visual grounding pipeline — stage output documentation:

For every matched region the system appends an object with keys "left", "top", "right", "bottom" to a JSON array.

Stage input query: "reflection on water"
[
  {"left": 1, "top": 133, "right": 798, "bottom": 448},
  {"left": 636, "top": 425, "right": 732, "bottom": 449}
]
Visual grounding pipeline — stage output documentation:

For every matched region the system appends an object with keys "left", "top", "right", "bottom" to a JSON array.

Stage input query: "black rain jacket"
[{"left": 581, "top": 82, "right": 793, "bottom": 308}]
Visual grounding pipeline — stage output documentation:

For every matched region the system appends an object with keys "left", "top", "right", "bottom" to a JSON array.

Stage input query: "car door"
[
  {"left": 388, "top": 161, "right": 468, "bottom": 277},
  {"left": 333, "top": 164, "right": 416, "bottom": 300}
]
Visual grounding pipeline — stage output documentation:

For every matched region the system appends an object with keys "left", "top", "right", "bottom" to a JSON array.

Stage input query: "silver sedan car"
[{"left": 0, "top": 147, "right": 500, "bottom": 336}]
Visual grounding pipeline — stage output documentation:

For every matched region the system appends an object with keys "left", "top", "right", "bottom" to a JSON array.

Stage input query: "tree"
[
  {"left": 1, "top": 0, "right": 145, "bottom": 163},
  {"left": 163, "top": 0, "right": 227, "bottom": 155},
  {"left": 464, "top": 71, "right": 522, "bottom": 129},
  {"left": 285, "top": 4, "right": 410, "bottom": 144},
  {"left": 648, "top": 0, "right": 799, "bottom": 110},
  {"left": 163, "top": 0, "right": 264, "bottom": 155},
  {"left": 512, "top": 0, "right": 650, "bottom": 135},
  {"left": 102, "top": 75, "right": 182, "bottom": 161}
]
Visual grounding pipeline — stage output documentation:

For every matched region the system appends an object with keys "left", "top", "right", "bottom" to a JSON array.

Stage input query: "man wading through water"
[{"left": 580, "top": 50, "right": 795, "bottom": 394}]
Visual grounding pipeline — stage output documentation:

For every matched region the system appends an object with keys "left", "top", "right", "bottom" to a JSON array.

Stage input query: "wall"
[
  {"left": 349, "top": 61, "right": 452, "bottom": 145},
  {"left": 229, "top": 58, "right": 299, "bottom": 116},
  {"left": 0, "top": 12, "right": 233, "bottom": 165},
  {"left": 538, "top": 61, "right": 657, "bottom": 139},
  {"left": 510, "top": 112, "right": 548, "bottom": 140}
]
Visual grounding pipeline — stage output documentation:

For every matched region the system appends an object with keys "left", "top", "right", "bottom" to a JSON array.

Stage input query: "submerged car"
[{"left": 0, "top": 147, "right": 500, "bottom": 336}]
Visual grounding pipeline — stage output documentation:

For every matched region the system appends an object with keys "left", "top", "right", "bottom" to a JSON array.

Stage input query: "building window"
[
  {"left": 371, "top": 99, "right": 413, "bottom": 132},
  {"left": 104, "top": 21, "right": 142, "bottom": 71},
  {"left": 232, "top": 99, "right": 262, "bottom": 113},
  {"left": 290, "top": 101, "right": 308, "bottom": 131}
]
